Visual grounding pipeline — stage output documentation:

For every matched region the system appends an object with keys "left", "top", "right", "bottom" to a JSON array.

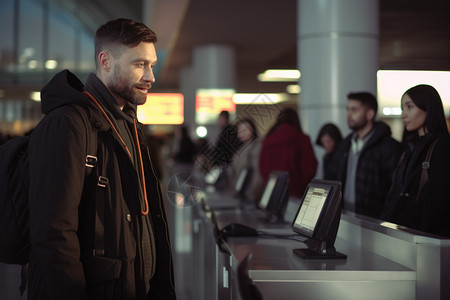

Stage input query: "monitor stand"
[{"left": 293, "top": 248, "right": 347, "bottom": 260}]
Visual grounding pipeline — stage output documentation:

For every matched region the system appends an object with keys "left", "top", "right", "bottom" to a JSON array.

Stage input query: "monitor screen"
[
  {"left": 204, "top": 167, "right": 222, "bottom": 185},
  {"left": 258, "top": 176, "right": 277, "bottom": 209},
  {"left": 235, "top": 169, "right": 248, "bottom": 192},
  {"left": 293, "top": 184, "right": 332, "bottom": 237},
  {"left": 291, "top": 179, "right": 346, "bottom": 259},
  {"left": 257, "top": 171, "right": 290, "bottom": 222},
  {"left": 234, "top": 168, "right": 253, "bottom": 197}
]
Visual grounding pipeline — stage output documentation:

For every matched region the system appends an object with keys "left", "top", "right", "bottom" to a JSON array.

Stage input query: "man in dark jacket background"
[
  {"left": 28, "top": 19, "right": 176, "bottom": 299},
  {"left": 331, "top": 92, "right": 402, "bottom": 218}
]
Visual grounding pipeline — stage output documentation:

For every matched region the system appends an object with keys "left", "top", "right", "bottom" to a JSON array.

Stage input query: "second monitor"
[{"left": 258, "top": 171, "right": 290, "bottom": 223}]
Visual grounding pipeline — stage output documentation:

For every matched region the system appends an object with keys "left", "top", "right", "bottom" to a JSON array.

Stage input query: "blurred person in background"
[
  {"left": 316, "top": 123, "right": 343, "bottom": 180},
  {"left": 228, "top": 118, "right": 263, "bottom": 203},
  {"left": 174, "top": 125, "right": 197, "bottom": 164},
  {"left": 215, "top": 110, "right": 240, "bottom": 167},
  {"left": 259, "top": 108, "right": 317, "bottom": 198}
]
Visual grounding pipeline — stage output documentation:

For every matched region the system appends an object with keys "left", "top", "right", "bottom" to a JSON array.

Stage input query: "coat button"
[
  {"left": 95, "top": 122, "right": 102, "bottom": 128},
  {"left": 126, "top": 214, "right": 132, "bottom": 222}
]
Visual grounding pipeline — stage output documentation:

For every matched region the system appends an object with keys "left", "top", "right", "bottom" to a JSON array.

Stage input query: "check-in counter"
[
  {"left": 187, "top": 193, "right": 450, "bottom": 300},
  {"left": 337, "top": 212, "right": 450, "bottom": 300}
]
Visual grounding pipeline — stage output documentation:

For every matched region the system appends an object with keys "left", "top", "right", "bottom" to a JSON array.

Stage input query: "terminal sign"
[
  {"left": 195, "top": 89, "right": 236, "bottom": 124},
  {"left": 137, "top": 93, "right": 184, "bottom": 125}
]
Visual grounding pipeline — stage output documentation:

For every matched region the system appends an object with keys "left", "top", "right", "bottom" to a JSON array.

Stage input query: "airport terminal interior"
[{"left": 1, "top": 0, "right": 450, "bottom": 299}]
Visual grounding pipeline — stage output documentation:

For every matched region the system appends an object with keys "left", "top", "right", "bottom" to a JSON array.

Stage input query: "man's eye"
[{"left": 136, "top": 63, "right": 145, "bottom": 68}]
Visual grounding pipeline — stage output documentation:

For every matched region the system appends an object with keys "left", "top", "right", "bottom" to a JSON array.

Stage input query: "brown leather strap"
[
  {"left": 416, "top": 138, "right": 438, "bottom": 202},
  {"left": 82, "top": 91, "right": 132, "bottom": 158}
]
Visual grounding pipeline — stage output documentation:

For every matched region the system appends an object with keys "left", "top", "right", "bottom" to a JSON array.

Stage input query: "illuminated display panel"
[
  {"left": 195, "top": 89, "right": 236, "bottom": 124},
  {"left": 293, "top": 186, "right": 330, "bottom": 237},
  {"left": 258, "top": 177, "right": 277, "bottom": 209},
  {"left": 137, "top": 93, "right": 184, "bottom": 125},
  {"left": 377, "top": 70, "right": 450, "bottom": 116}
]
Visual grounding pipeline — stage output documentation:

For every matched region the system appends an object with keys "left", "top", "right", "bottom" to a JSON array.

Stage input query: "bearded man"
[
  {"left": 330, "top": 92, "right": 401, "bottom": 219},
  {"left": 28, "top": 19, "right": 176, "bottom": 299}
]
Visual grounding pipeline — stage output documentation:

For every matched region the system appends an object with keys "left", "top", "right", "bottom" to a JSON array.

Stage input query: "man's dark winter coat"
[
  {"left": 331, "top": 121, "right": 402, "bottom": 218},
  {"left": 28, "top": 70, "right": 175, "bottom": 299}
]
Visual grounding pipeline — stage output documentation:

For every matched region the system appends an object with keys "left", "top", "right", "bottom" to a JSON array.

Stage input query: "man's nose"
[{"left": 143, "top": 67, "right": 155, "bottom": 83}]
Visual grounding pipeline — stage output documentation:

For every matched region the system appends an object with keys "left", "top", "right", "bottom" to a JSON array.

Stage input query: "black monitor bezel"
[
  {"left": 291, "top": 179, "right": 346, "bottom": 259},
  {"left": 291, "top": 180, "right": 338, "bottom": 237},
  {"left": 234, "top": 167, "right": 253, "bottom": 198},
  {"left": 257, "top": 171, "right": 290, "bottom": 221}
]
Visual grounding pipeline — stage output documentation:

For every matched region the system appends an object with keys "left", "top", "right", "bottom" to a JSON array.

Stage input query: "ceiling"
[{"left": 57, "top": 0, "right": 450, "bottom": 93}]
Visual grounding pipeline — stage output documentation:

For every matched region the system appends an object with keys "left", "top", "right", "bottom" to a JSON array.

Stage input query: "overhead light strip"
[
  {"left": 233, "top": 93, "right": 288, "bottom": 104},
  {"left": 257, "top": 69, "right": 301, "bottom": 82}
]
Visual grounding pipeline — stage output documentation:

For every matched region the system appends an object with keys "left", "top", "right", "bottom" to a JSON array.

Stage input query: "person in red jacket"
[{"left": 259, "top": 108, "right": 318, "bottom": 198}]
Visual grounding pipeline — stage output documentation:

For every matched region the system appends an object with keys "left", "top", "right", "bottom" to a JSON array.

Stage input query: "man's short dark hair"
[
  {"left": 94, "top": 18, "right": 157, "bottom": 68},
  {"left": 347, "top": 92, "right": 378, "bottom": 116}
]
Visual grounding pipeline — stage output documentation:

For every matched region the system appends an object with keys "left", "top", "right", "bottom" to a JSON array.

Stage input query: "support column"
[
  {"left": 193, "top": 44, "right": 236, "bottom": 89},
  {"left": 191, "top": 44, "right": 236, "bottom": 139},
  {"left": 298, "top": 0, "right": 379, "bottom": 138}
]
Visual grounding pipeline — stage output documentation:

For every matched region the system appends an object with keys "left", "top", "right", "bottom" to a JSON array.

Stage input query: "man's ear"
[
  {"left": 98, "top": 51, "right": 112, "bottom": 72},
  {"left": 366, "top": 108, "right": 375, "bottom": 122}
]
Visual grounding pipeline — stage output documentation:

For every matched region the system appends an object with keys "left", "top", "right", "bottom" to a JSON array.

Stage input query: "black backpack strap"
[
  {"left": 72, "top": 105, "right": 98, "bottom": 175},
  {"left": 93, "top": 145, "right": 108, "bottom": 256},
  {"left": 416, "top": 138, "right": 439, "bottom": 202},
  {"left": 72, "top": 104, "right": 106, "bottom": 256}
]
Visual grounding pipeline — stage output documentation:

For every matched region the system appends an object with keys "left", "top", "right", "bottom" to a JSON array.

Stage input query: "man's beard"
[
  {"left": 349, "top": 117, "right": 368, "bottom": 131},
  {"left": 108, "top": 67, "right": 150, "bottom": 105}
]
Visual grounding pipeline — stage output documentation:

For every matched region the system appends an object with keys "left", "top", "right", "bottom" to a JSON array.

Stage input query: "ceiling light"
[
  {"left": 30, "top": 91, "right": 41, "bottom": 102},
  {"left": 45, "top": 60, "right": 58, "bottom": 70},
  {"left": 257, "top": 69, "right": 300, "bottom": 82},
  {"left": 196, "top": 126, "right": 208, "bottom": 138},
  {"left": 233, "top": 93, "right": 288, "bottom": 104},
  {"left": 286, "top": 84, "right": 301, "bottom": 94},
  {"left": 28, "top": 60, "right": 38, "bottom": 69}
]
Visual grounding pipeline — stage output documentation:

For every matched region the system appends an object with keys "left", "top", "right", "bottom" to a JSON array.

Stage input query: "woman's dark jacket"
[
  {"left": 28, "top": 70, "right": 176, "bottom": 299},
  {"left": 381, "top": 134, "right": 450, "bottom": 238},
  {"left": 331, "top": 121, "right": 402, "bottom": 218}
]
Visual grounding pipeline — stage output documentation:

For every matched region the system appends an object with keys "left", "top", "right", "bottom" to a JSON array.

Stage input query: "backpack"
[
  {"left": 0, "top": 135, "right": 30, "bottom": 265},
  {"left": 0, "top": 104, "right": 99, "bottom": 266}
]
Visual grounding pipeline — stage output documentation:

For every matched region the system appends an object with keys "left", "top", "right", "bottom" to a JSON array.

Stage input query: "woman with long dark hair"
[
  {"left": 316, "top": 123, "right": 343, "bottom": 180},
  {"left": 228, "top": 118, "right": 263, "bottom": 202},
  {"left": 381, "top": 84, "right": 450, "bottom": 237}
]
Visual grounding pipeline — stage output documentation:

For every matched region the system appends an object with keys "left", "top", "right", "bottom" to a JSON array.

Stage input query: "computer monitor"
[
  {"left": 291, "top": 179, "right": 346, "bottom": 259},
  {"left": 257, "top": 171, "right": 290, "bottom": 222},
  {"left": 204, "top": 167, "right": 223, "bottom": 185},
  {"left": 233, "top": 167, "right": 253, "bottom": 198}
]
